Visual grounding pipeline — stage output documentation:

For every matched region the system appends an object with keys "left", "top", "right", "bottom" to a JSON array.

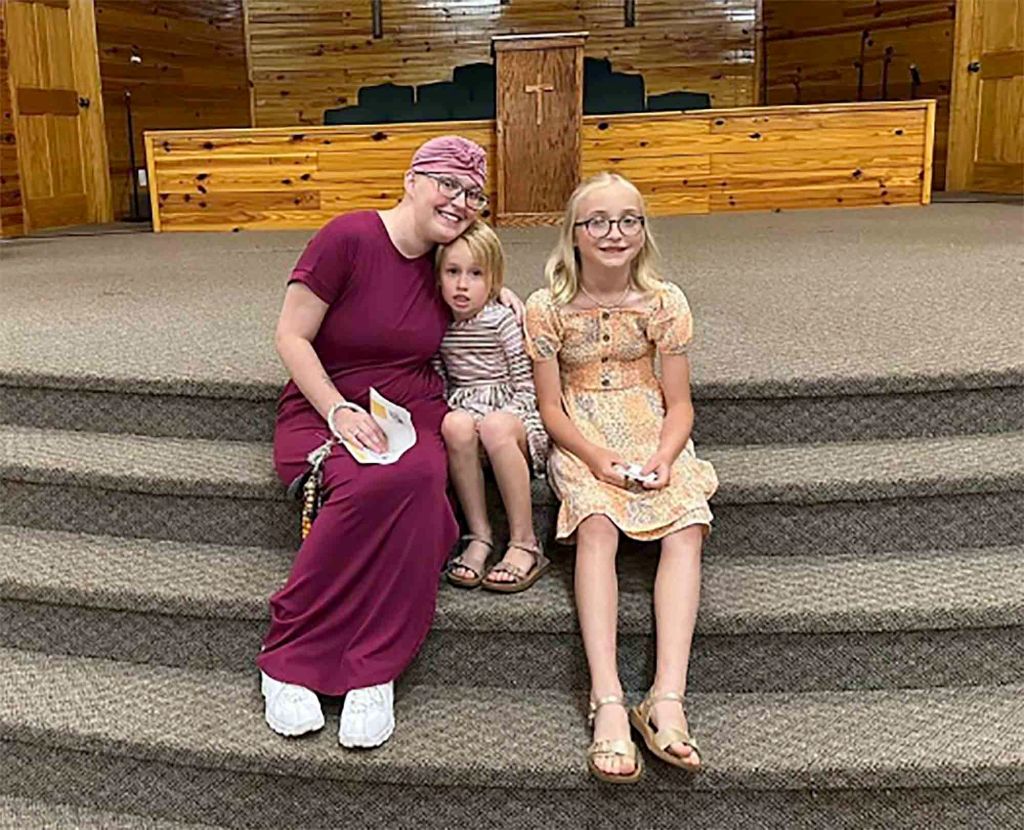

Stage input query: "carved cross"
[{"left": 524, "top": 73, "right": 555, "bottom": 126}]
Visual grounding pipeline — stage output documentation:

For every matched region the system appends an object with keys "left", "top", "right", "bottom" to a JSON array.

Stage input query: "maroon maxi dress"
[{"left": 257, "top": 211, "right": 458, "bottom": 696}]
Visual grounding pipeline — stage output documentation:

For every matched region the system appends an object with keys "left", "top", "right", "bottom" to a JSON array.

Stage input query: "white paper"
[{"left": 340, "top": 388, "right": 417, "bottom": 465}]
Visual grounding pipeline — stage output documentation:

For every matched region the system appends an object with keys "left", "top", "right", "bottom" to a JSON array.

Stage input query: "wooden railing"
[{"left": 146, "top": 101, "right": 934, "bottom": 231}]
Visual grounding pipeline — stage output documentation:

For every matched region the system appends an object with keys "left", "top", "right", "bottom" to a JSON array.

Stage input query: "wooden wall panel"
[
  {"left": 146, "top": 120, "right": 496, "bottom": 231},
  {"left": 95, "top": 0, "right": 251, "bottom": 219},
  {"left": 246, "top": 0, "right": 758, "bottom": 126},
  {"left": 763, "top": 0, "right": 954, "bottom": 189},
  {"left": 0, "top": 4, "right": 25, "bottom": 238},
  {"left": 147, "top": 101, "right": 933, "bottom": 231}
]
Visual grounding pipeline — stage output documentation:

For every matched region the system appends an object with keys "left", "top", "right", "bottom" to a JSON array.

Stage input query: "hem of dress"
[{"left": 555, "top": 508, "right": 713, "bottom": 546}]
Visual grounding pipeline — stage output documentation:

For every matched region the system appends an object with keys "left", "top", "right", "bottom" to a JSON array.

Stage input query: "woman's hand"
[
  {"left": 497, "top": 286, "right": 525, "bottom": 324},
  {"left": 640, "top": 453, "right": 672, "bottom": 490},
  {"left": 585, "top": 446, "right": 628, "bottom": 487},
  {"left": 331, "top": 407, "right": 388, "bottom": 454}
]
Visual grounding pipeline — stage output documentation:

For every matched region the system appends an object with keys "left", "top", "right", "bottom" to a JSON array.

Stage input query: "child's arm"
[
  {"left": 496, "top": 311, "right": 538, "bottom": 409},
  {"left": 639, "top": 352, "right": 695, "bottom": 489},
  {"left": 533, "top": 359, "right": 627, "bottom": 488}
]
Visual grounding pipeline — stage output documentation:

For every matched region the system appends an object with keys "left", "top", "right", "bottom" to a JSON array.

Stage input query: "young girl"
[
  {"left": 435, "top": 221, "right": 550, "bottom": 593},
  {"left": 524, "top": 173, "right": 718, "bottom": 783}
]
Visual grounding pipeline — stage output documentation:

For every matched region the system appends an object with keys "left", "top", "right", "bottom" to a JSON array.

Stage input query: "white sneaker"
[
  {"left": 261, "top": 671, "right": 325, "bottom": 736},
  {"left": 338, "top": 681, "right": 395, "bottom": 748}
]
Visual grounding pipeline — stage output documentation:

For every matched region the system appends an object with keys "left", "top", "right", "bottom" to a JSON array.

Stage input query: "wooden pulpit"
[{"left": 492, "top": 32, "right": 587, "bottom": 226}]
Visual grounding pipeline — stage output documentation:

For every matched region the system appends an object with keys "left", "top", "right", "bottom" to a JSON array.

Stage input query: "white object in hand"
[
  {"left": 340, "top": 388, "right": 417, "bottom": 465},
  {"left": 615, "top": 462, "right": 658, "bottom": 484}
]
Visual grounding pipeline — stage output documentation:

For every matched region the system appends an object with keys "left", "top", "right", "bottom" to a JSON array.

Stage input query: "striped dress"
[{"left": 436, "top": 302, "right": 549, "bottom": 476}]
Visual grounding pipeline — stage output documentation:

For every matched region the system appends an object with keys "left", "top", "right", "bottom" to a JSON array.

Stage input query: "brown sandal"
[
  {"left": 629, "top": 689, "right": 702, "bottom": 771},
  {"left": 587, "top": 695, "right": 644, "bottom": 784},
  {"left": 446, "top": 534, "right": 493, "bottom": 589},
  {"left": 481, "top": 540, "right": 549, "bottom": 593}
]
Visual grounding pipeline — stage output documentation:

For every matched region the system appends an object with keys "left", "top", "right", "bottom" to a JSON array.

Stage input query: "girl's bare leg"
[
  {"left": 575, "top": 514, "right": 634, "bottom": 777},
  {"left": 650, "top": 524, "right": 704, "bottom": 766},
  {"left": 441, "top": 410, "right": 491, "bottom": 577},
  {"left": 478, "top": 412, "right": 536, "bottom": 581}
]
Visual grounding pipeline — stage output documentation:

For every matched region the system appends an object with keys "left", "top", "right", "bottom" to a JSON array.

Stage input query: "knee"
[
  {"left": 576, "top": 514, "right": 619, "bottom": 550},
  {"left": 442, "top": 410, "right": 477, "bottom": 449},
  {"left": 478, "top": 412, "right": 521, "bottom": 449}
]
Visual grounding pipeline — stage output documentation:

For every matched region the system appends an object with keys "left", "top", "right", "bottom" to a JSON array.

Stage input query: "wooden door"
[
  {"left": 947, "top": 0, "right": 1023, "bottom": 193},
  {"left": 6, "top": 0, "right": 110, "bottom": 230},
  {"left": 494, "top": 33, "right": 586, "bottom": 226}
]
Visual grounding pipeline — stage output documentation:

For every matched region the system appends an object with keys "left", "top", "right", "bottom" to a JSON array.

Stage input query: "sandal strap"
[
  {"left": 447, "top": 558, "right": 481, "bottom": 579},
  {"left": 638, "top": 689, "right": 685, "bottom": 720},
  {"left": 588, "top": 694, "right": 626, "bottom": 724},
  {"left": 507, "top": 539, "right": 541, "bottom": 558},
  {"left": 588, "top": 738, "right": 636, "bottom": 760},
  {"left": 653, "top": 726, "right": 699, "bottom": 753},
  {"left": 460, "top": 533, "right": 493, "bottom": 549}
]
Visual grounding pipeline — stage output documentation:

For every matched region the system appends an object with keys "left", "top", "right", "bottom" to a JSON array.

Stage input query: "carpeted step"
[
  {"left": 2, "top": 526, "right": 1021, "bottom": 693},
  {"left": 3, "top": 373, "right": 1022, "bottom": 446},
  {"left": 0, "top": 794, "right": 222, "bottom": 829},
  {"left": 2, "top": 425, "right": 1022, "bottom": 555},
  {"left": 1, "top": 649, "right": 1022, "bottom": 829}
]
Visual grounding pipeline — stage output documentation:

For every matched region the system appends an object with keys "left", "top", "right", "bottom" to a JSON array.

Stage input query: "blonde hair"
[
  {"left": 544, "top": 172, "right": 663, "bottom": 305},
  {"left": 436, "top": 220, "right": 505, "bottom": 301}
]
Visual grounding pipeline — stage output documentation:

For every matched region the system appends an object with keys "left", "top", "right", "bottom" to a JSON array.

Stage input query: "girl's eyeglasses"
[
  {"left": 417, "top": 172, "right": 489, "bottom": 211},
  {"left": 573, "top": 214, "right": 645, "bottom": 239}
]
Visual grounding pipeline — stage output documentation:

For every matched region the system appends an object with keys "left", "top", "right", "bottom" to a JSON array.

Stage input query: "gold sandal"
[
  {"left": 629, "top": 689, "right": 702, "bottom": 771},
  {"left": 481, "top": 540, "right": 549, "bottom": 594},
  {"left": 586, "top": 695, "right": 644, "bottom": 784},
  {"left": 446, "top": 534, "right": 493, "bottom": 589}
]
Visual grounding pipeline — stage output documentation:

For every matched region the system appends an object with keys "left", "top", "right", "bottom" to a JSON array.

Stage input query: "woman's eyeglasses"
[
  {"left": 417, "top": 172, "right": 489, "bottom": 211},
  {"left": 573, "top": 214, "right": 645, "bottom": 239}
]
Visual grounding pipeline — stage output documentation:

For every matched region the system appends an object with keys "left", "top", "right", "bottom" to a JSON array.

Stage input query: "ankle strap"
[
  {"left": 461, "top": 533, "right": 493, "bottom": 549},
  {"left": 588, "top": 694, "right": 626, "bottom": 723}
]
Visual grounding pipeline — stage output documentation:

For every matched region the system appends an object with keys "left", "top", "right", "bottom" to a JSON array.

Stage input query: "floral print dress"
[{"left": 524, "top": 282, "right": 718, "bottom": 542}]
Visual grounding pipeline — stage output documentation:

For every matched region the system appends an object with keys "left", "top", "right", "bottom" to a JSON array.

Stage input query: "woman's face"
[
  {"left": 439, "top": 239, "right": 490, "bottom": 320},
  {"left": 408, "top": 171, "right": 480, "bottom": 244},
  {"left": 573, "top": 181, "right": 646, "bottom": 275}
]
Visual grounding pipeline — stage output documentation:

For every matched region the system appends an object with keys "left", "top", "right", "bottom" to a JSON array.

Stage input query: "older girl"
[{"left": 525, "top": 173, "right": 718, "bottom": 783}]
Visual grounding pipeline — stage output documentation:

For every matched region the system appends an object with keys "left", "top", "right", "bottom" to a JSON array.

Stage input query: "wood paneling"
[
  {"left": 245, "top": 0, "right": 758, "bottom": 126},
  {"left": 0, "top": 4, "right": 25, "bottom": 237},
  {"left": 94, "top": 0, "right": 251, "bottom": 219},
  {"left": 147, "top": 101, "right": 933, "bottom": 231},
  {"left": 495, "top": 34, "right": 584, "bottom": 224},
  {"left": 763, "top": 0, "right": 954, "bottom": 190}
]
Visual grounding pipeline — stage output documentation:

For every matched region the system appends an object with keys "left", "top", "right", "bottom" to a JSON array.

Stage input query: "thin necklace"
[{"left": 579, "top": 282, "right": 631, "bottom": 310}]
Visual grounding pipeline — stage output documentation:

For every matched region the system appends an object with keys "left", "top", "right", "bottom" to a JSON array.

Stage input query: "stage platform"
[
  {"left": 2, "top": 203, "right": 1021, "bottom": 403},
  {"left": 2, "top": 202, "right": 1024, "bottom": 827}
]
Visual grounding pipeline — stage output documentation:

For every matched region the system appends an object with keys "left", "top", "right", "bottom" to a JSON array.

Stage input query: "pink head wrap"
[{"left": 410, "top": 135, "right": 487, "bottom": 190}]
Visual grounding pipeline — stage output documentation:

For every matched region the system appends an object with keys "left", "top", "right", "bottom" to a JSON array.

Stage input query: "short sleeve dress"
[{"left": 524, "top": 282, "right": 718, "bottom": 542}]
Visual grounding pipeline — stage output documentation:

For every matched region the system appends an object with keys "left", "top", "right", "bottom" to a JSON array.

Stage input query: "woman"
[{"left": 258, "top": 135, "right": 508, "bottom": 748}]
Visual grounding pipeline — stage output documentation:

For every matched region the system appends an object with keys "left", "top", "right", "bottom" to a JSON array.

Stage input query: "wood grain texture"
[
  {"left": 5, "top": 0, "right": 111, "bottom": 230},
  {"left": 245, "top": 0, "right": 758, "bottom": 126},
  {"left": 763, "top": 0, "right": 954, "bottom": 190},
  {"left": 95, "top": 0, "right": 251, "bottom": 218},
  {"left": 947, "top": 0, "right": 1023, "bottom": 193},
  {"left": 0, "top": 4, "right": 25, "bottom": 237},
  {"left": 148, "top": 101, "right": 932, "bottom": 231},
  {"left": 495, "top": 37, "right": 583, "bottom": 223}
]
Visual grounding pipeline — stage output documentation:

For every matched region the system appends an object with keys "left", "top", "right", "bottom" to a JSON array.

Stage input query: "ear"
[{"left": 403, "top": 169, "right": 417, "bottom": 198}]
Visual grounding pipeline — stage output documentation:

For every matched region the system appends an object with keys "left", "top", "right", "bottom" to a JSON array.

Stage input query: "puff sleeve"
[{"left": 646, "top": 283, "right": 694, "bottom": 355}]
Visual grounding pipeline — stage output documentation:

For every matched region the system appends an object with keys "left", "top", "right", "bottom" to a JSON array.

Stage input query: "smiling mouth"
[{"left": 437, "top": 208, "right": 464, "bottom": 224}]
